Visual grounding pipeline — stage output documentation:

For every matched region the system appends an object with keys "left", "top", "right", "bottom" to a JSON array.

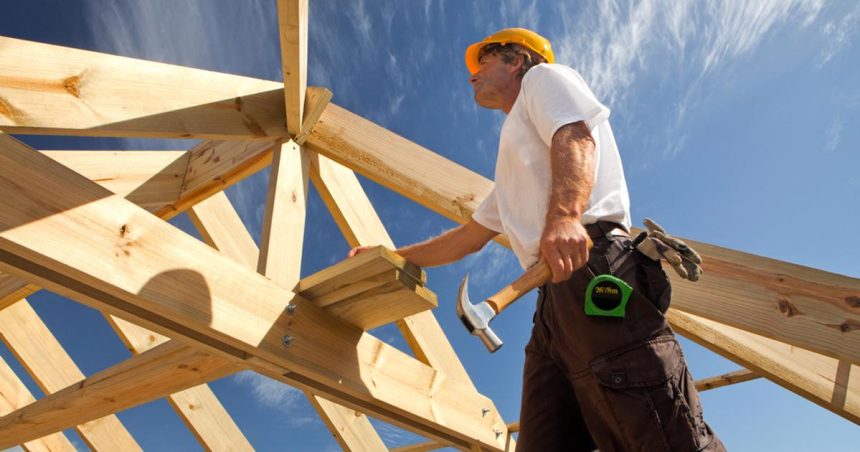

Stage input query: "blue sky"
[{"left": 1, "top": 0, "right": 859, "bottom": 450}]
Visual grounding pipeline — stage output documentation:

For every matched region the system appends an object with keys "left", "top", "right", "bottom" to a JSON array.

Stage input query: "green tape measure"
[{"left": 585, "top": 274, "right": 633, "bottom": 317}]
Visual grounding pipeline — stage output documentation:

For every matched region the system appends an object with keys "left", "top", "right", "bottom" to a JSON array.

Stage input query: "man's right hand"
[{"left": 347, "top": 245, "right": 375, "bottom": 258}]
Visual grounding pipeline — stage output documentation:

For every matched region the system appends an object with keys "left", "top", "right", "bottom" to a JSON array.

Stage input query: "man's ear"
[{"left": 508, "top": 54, "right": 526, "bottom": 75}]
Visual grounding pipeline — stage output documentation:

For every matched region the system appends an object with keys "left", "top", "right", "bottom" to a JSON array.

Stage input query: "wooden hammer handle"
[
  {"left": 485, "top": 260, "right": 552, "bottom": 314},
  {"left": 485, "top": 237, "right": 593, "bottom": 315}
]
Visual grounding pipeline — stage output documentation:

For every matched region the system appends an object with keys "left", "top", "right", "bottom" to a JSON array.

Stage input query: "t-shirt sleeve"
[
  {"left": 472, "top": 187, "right": 503, "bottom": 233},
  {"left": 522, "top": 65, "right": 611, "bottom": 146}
]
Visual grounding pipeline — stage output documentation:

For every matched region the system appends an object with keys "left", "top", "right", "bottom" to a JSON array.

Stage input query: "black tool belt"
[{"left": 584, "top": 221, "right": 629, "bottom": 241}]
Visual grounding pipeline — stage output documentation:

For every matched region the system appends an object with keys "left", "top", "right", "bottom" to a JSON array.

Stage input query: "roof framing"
[{"left": 0, "top": 2, "right": 857, "bottom": 449}]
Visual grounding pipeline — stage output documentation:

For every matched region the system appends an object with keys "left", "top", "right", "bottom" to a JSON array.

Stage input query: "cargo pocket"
[
  {"left": 590, "top": 336, "right": 710, "bottom": 452},
  {"left": 636, "top": 253, "right": 672, "bottom": 314}
]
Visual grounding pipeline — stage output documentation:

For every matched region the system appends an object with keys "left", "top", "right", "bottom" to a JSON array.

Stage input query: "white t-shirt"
[{"left": 473, "top": 63, "right": 631, "bottom": 269}]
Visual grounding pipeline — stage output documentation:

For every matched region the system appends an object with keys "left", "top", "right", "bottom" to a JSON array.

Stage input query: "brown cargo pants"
[{"left": 516, "top": 222, "right": 725, "bottom": 452}]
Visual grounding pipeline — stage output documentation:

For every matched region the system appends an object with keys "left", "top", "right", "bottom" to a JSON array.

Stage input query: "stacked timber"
[{"left": 296, "top": 246, "right": 436, "bottom": 330}]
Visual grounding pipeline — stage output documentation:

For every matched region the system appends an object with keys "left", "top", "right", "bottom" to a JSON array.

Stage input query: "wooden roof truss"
[{"left": 0, "top": 1, "right": 857, "bottom": 450}]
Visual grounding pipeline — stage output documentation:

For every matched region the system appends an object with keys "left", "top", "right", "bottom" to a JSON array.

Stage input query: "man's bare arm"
[
  {"left": 540, "top": 120, "right": 596, "bottom": 282},
  {"left": 348, "top": 219, "right": 498, "bottom": 267}
]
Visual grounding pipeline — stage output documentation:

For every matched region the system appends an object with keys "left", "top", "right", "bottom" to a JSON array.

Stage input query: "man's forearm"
[
  {"left": 547, "top": 122, "right": 595, "bottom": 221},
  {"left": 396, "top": 220, "right": 497, "bottom": 267}
]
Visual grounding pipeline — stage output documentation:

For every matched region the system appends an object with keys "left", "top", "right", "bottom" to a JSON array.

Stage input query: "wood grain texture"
[
  {"left": 0, "top": 37, "right": 287, "bottom": 140},
  {"left": 0, "top": 355, "right": 76, "bottom": 452},
  {"left": 669, "top": 310, "right": 859, "bottom": 423},
  {"left": 306, "top": 102, "right": 860, "bottom": 363},
  {"left": 0, "top": 133, "right": 506, "bottom": 450},
  {"left": 277, "top": 0, "right": 308, "bottom": 136},
  {"left": 694, "top": 369, "right": 759, "bottom": 392},
  {"left": 257, "top": 140, "right": 309, "bottom": 289},
  {"left": 41, "top": 151, "right": 187, "bottom": 213},
  {"left": 0, "top": 300, "right": 141, "bottom": 451}
]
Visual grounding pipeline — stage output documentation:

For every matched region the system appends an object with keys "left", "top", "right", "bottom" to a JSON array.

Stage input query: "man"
[{"left": 351, "top": 28, "right": 723, "bottom": 451}]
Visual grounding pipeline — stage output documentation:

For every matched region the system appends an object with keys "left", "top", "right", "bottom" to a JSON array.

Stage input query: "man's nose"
[{"left": 469, "top": 74, "right": 478, "bottom": 85}]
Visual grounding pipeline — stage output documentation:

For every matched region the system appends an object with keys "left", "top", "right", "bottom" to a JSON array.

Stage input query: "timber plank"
[
  {"left": 41, "top": 151, "right": 187, "bottom": 213},
  {"left": 297, "top": 246, "right": 425, "bottom": 297},
  {"left": 695, "top": 369, "right": 760, "bottom": 392},
  {"left": 0, "top": 133, "right": 506, "bottom": 450},
  {"left": 192, "top": 177, "right": 386, "bottom": 452},
  {"left": 0, "top": 355, "right": 76, "bottom": 452},
  {"left": 307, "top": 153, "right": 478, "bottom": 391},
  {"left": 0, "top": 271, "right": 34, "bottom": 311},
  {"left": 305, "top": 103, "right": 860, "bottom": 364},
  {"left": 669, "top": 310, "right": 860, "bottom": 423},
  {"left": 0, "top": 36, "right": 288, "bottom": 140},
  {"left": 277, "top": 0, "right": 308, "bottom": 136},
  {"left": 257, "top": 140, "right": 309, "bottom": 286},
  {"left": 0, "top": 300, "right": 141, "bottom": 451}
]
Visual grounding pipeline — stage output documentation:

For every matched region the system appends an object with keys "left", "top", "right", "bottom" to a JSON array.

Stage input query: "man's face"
[{"left": 469, "top": 52, "right": 520, "bottom": 110}]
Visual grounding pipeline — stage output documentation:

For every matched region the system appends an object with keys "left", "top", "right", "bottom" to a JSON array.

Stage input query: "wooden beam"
[
  {"left": 277, "top": 0, "right": 308, "bottom": 136},
  {"left": 257, "top": 140, "right": 309, "bottom": 288},
  {"left": 295, "top": 85, "right": 333, "bottom": 145},
  {"left": 305, "top": 103, "right": 493, "bottom": 226},
  {"left": 188, "top": 191, "right": 259, "bottom": 270},
  {"left": 669, "top": 310, "right": 860, "bottom": 423},
  {"left": 40, "top": 151, "right": 187, "bottom": 213},
  {"left": 0, "top": 36, "right": 288, "bottom": 140},
  {"left": 0, "top": 299, "right": 141, "bottom": 450},
  {"left": 23, "top": 152, "right": 254, "bottom": 450},
  {"left": 0, "top": 271, "right": 35, "bottom": 311},
  {"left": 666, "top": 238, "right": 860, "bottom": 364},
  {"left": 197, "top": 167, "right": 386, "bottom": 451},
  {"left": 0, "top": 341, "right": 237, "bottom": 448},
  {"left": 0, "top": 355, "right": 76, "bottom": 452},
  {"left": 304, "top": 102, "right": 860, "bottom": 363},
  {"left": 309, "top": 152, "right": 396, "bottom": 249},
  {"left": 0, "top": 134, "right": 507, "bottom": 450},
  {"left": 105, "top": 318, "right": 252, "bottom": 451},
  {"left": 694, "top": 369, "right": 760, "bottom": 392},
  {"left": 308, "top": 151, "right": 477, "bottom": 388}
]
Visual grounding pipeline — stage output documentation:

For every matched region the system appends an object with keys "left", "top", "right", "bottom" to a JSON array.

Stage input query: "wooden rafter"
[
  {"left": 0, "top": 355, "right": 76, "bottom": 451},
  {"left": 277, "top": 0, "right": 308, "bottom": 137},
  {"left": 0, "top": 37, "right": 287, "bottom": 140},
  {"left": 0, "top": 134, "right": 507, "bottom": 450},
  {"left": 670, "top": 310, "right": 859, "bottom": 423},
  {"left": 106, "top": 317, "right": 252, "bottom": 450},
  {"left": 308, "top": 152, "right": 479, "bottom": 389},
  {"left": 695, "top": 369, "right": 760, "bottom": 392},
  {"left": 0, "top": 299, "right": 141, "bottom": 450},
  {"left": 19, "top": 155, "right": 254, "bottom": 450},
  {"left": 302, "top": 104, "right": 860, "bottom": 422},
  {"left": 192, "top": 182, "right": 387, "bottom": 451},
  {"left": 0, "top": 340, "right": 237, "bottom": 448}
]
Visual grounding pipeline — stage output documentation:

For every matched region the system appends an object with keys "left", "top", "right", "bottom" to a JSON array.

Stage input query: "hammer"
[{"left": 457, "top": 238, "right": 593, "bottom": 352}]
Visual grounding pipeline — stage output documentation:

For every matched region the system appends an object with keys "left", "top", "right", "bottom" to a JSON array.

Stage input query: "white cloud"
[
  {"left": 819, "top": 3, "right": 860, "bottom": 67},
  {"left": 370, "top": 419, "right": 425, "bottom": 448},
  {"left": 824, "top": 116, "right": 844, "bottom": 152},
  {"left": 233, "top": 371, "right": 317, "bottom": 427},
  {"left": 548, "top": 0, "right": 826, "bottom": 159}
]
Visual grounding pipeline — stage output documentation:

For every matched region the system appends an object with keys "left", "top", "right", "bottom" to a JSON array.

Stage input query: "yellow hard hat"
[{"left": 465, "top": 27, "right": 555, "bottom": 75}]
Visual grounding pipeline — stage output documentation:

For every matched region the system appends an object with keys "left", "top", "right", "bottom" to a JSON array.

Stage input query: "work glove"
[{"left": 635, "top": 218, "right": 703, "bottom": 282}]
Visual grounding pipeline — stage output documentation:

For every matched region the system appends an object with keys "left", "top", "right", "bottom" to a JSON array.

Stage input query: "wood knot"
[
  {"left": 234, "top": 96, "right": 244, "bottom": 111},
  {"left": 120, "top": 224, "right": 129, "bottom": 237},
  {"left": 62, "top": 75, "right": 82, "bottom": 98},
  {"left": 846, "top": 296, "right": 860, "bottom": 309},
  {"left": 777, "top": 297, "right": 801, "bottom": 317},
  {"left": 827, "top": 320, "right": 860, "bottom": 333}
]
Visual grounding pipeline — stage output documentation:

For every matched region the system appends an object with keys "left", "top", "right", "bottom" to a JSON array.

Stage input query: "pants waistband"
[{"left": 584, "top": 221, "right": 629, "bottom": 240}]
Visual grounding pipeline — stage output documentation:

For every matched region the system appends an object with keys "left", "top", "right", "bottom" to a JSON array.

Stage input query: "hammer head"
[{"left": 457, "top": 274, "right": 503, "bottom": 353}]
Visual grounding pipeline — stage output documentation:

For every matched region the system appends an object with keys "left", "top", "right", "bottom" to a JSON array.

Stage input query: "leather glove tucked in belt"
[{"left": 635, "top": 218, "right": 703, "bottom": 282}]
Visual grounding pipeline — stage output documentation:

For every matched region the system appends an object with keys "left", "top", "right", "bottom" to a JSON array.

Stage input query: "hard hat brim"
[{"left": 464, "top": 41, "right": 486, "bottom": 75}]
